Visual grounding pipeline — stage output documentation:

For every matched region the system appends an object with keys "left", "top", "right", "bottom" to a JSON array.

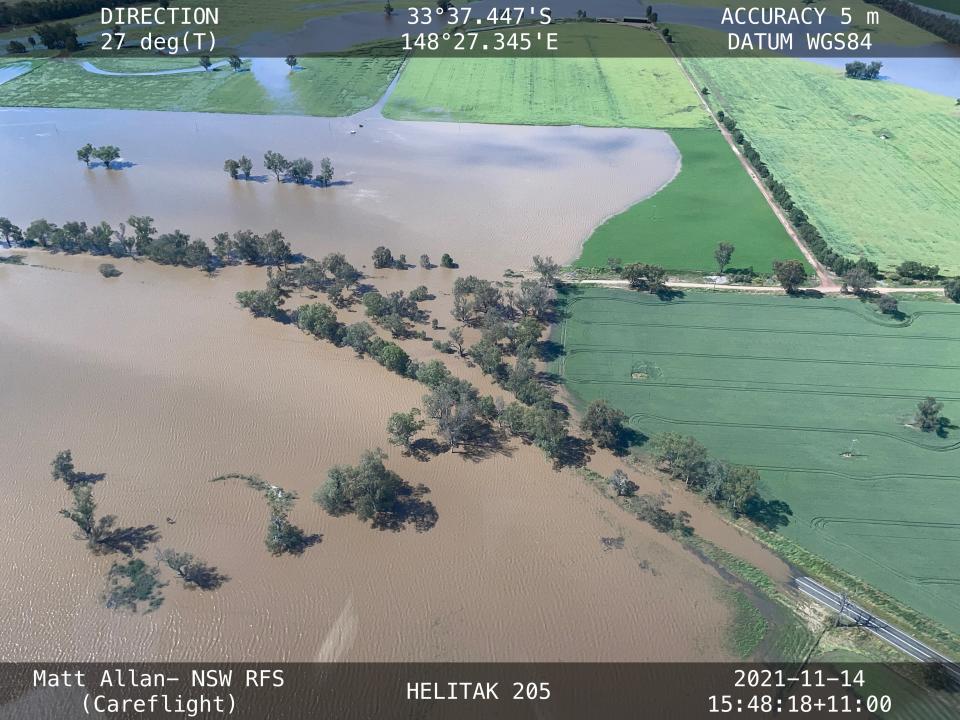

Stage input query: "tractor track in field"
[
  {"left": 566, "top": 318, "right": 960, "bottom": 343},
  {"left": 626, "top": 413, "right": 960, "bottom": 452},
  {"left": 561, "top": 376, "right": 960, "bottom": 404},
  {"left": 560, "top": 344, "right": 960, "bottom": 372}
]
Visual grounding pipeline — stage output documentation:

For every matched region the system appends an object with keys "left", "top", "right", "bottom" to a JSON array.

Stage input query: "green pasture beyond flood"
[
  {"left": 0, "top": 55, "right": 401, "bottom": 116},
  {"left": 677, "top": 31, "right": 960, "bottom": 273},
  {"left": 558, "top": 287, "right": 960, "bottom": 634},
  {"left": 384, "top": 24, "right": 712, "bottom": 129},
  {"left": 576, "top": 129, "right": 807, "bottom": 273}
]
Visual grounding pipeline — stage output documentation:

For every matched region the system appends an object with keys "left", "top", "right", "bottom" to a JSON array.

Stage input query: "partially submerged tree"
[
  {"left": 236, "top": 288, "right": 283, "bottom": 319},
  {"left": 286, "top": 157, "right": 314, "bottom": 184},
  {"left": 76, "top": 143, "right": 94, "bottom": 167},
  {"left": 238, "top": 155, "right": 253, "bottom": 180},
  {"left": 264, "top": 150, "right": 291, "bottom": 182},
  {"left": 532, "top": 255, "right": 561, "bottom": 284},
  {"left": 609, "top": 469, "right": 636, "bottom": 497},
  {"left": 156, "top": 548, "right": 227, "bottom": 590},
  {"left": 372, "top": 246, "right": 396, "bottom": 269},
  {"left": 387, "top": 409, "right": 425, "bottom": 451},
  {"left": 223, "top": 158, "right": 240, "bottom": 179},
  {"left": 92, "top": 145, "right": 121, "bottom": 170},
  {"left": 51, "top": 449, "right": 77, "bottom": 487},
  {"left": 104, "top": 558, "right": 165, "bottom": 612},
  {"left": 314, "top": 448, "right": 404, "bottom": 523},
  {"left": 318, "top": 157, "right": 334, "bottom": 186}
]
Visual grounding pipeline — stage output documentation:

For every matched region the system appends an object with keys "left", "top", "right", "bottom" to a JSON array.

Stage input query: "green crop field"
[
  {"left": 576, "top": 129, "right": 807, "bottom": 273},
  {"left": 0, "top": 55, "right": 401, "bottom": 116},
  {"left": 676, "top": 30, "right": 960, "bottom": 273},
  {"left": 384, "top": 24, "right": 712, "bottom": 129},
  {"left": 558, "top": 287, "right": 960, "bottom": 633}
]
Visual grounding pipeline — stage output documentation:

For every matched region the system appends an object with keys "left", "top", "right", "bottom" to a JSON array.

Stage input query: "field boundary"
[{"left": 662, "top": 37, "right": 836, "bottom": 289}]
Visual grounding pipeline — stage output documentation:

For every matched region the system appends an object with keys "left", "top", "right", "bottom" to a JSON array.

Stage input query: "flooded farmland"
[
  {"left": 0, "top": 104, "right": 679, "bottom": 277},
  {"left": 0, "top": 250, "right": 738, "bottom": 662}
]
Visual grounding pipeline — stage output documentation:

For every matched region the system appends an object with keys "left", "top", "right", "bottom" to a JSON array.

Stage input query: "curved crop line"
[
  {"left": 810, "top": 517, "right": 960, "bottom": 530},
  {"left": 629, "top": 412, "right": 960, "bottom": 452},
  {"left": 804, "top": 523, "right": 960, "bottom": 598},
  {"left": 563, "top": 376, "right": 960, "bottom": 404},
  {"left": 561, "top": 345, "right": 960, "bottom": 372},
  {"left": 752, "top": 466, "right": 959, "bottom": 483}
]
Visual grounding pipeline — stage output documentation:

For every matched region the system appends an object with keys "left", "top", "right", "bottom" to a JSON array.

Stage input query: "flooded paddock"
[
  {"left": 0, "top": 104, "right": 679, "bottom": 276},
  {"left": 0, "top": 254, "right": 734, "bottom": 661}
]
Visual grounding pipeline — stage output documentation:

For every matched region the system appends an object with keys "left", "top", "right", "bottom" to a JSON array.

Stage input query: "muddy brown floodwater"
[
  {"left": 0, "top": 253, "right": 738, "bottom": 661},
  {"left": 0, "top": 105, "right": 679, "bottom": 277}
]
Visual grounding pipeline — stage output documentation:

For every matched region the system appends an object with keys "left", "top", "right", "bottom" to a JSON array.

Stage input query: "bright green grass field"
[
  {"left": 0, "top": 56, "right": 401, "bottom": 116},
  {"left": 678, "top": 40, "right": 960, "bottom": 273},
  {"left": 384, "top": 24, "right": 712, "bottom": 129},
  {"left": 558, "top": 287, "right": 960, "bottom": 634},
  {"left": 576, "top": 129, "right": 807, "bottom": 273}
]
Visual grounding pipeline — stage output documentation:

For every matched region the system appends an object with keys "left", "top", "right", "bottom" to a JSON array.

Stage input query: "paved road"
[{"left": 796, "top": 576, "right": 960, "bottom": 680}]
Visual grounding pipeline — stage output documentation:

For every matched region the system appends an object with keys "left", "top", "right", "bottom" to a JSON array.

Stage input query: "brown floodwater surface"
[
  {"left": 0, "top": 255, "right": 735, "bottom": 661},
  {"left": 0, "top": 106, "right": 678, "bottom": 276}
]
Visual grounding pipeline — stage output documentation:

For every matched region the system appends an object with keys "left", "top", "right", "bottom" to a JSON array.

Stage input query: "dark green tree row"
[
  {"left": 29, "top": 21, "right": 78, "bottom": 49},
  {"left": 649, "top": 433, "right": 786, "bottom": 528},
  {"left": 719, "top": 110, "right": 869, "bottom": 278},
  {"left": 373, "top": 246, "right": 456, "bottom": 270},
  {"left": 0, "top": 215, "right": 292, "bottom": 273},
  {"left": 864, "top": 0, "right": 960, "bottom": 46}
]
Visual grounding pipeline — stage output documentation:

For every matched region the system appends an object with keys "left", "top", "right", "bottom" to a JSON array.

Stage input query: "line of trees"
[
  {"left": 0, "top": 215, "right": 294, "bottom": 273},
  {"left": 234, "top": 255, "right": 587, "bottom": 467},
  {"left": 649, "top": 433, "right": 789, "bottom": 529},
  {"left": 76, "top": 143, "right": 121, "bottom": 169},
  {"left": 718, "top": 110, "right": 870, "bottom": 279},
  {"left": 864, "top": 0, "right": 960, "bottom": 46},
  {"left": 31, "top": 21, "right": 78, "bottom": 49},
  {"left": 250, "top": 150, "right": 335, "bottom": 186}
]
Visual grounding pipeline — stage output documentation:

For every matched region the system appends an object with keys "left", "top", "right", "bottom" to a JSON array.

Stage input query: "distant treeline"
[
  {"left": 864, "top": 0, "right": 960, "bottom": 47},
  {"left": 718, "top": 110, "right": 873, "bottom": 278},
  {"left": 0, "top": 0, "right": 146, "bottom": 27}
]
